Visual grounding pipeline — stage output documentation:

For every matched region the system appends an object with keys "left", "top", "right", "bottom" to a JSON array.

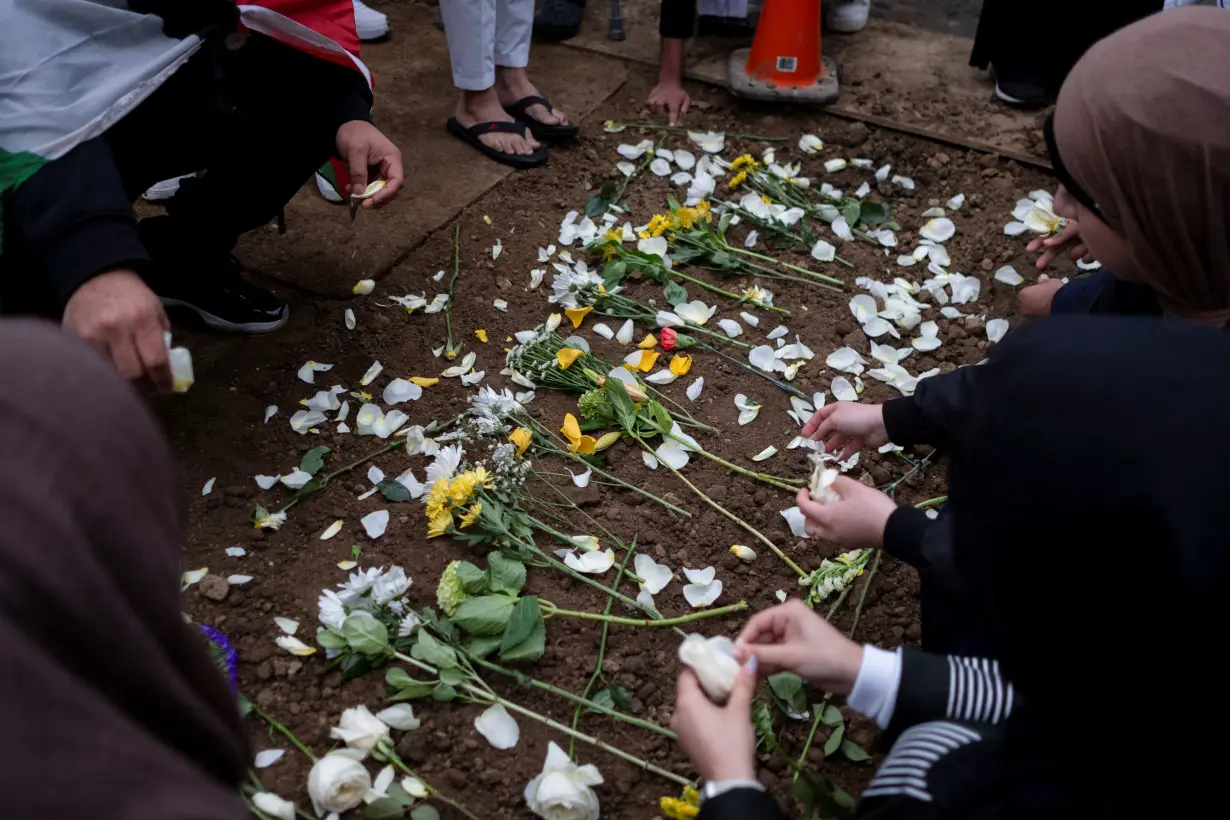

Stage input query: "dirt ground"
[{"left": 168, "top": 10, "right": 1068, "bottom": 820}]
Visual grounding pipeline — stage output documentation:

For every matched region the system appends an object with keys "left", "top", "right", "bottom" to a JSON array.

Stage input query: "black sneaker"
[
  {"left": 158, "top": 256, "right": 289, "bottom": 333},
  {"left": 992, "top": 59, "right": 1053, "bottom": 109}
]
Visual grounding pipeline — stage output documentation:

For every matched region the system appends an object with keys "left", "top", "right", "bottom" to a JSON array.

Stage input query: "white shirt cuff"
[
  {"left": 703, "top": 778, "right": 765, "bottom": 801},
  {"left": 846, "top": 645, "right": 903, "bottom": 730}
]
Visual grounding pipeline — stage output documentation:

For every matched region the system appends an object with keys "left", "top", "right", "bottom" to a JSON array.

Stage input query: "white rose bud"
[
  {"left": 308, "top": 751, "right": 372, "bottom": 815},
  {"left": 251, "top": 792, "right": 296, "bottom": 820},
  {"left": 524, "top": 741, "right": 603, "bottom": 820},
  {"left": 729, "top": 545, "right": 757, "bottom": 563},
  {"left": 677, "top": 633, "right": 740, "bottom": 702},
  {"left": 329, "top": 705, "right": 391, "bottom": 757},
  {"left": 809, "top": 464, "right": 840, "bottom": 504}
]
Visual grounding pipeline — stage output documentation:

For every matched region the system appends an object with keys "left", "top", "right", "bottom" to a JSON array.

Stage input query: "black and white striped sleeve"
[
  {"left": 887, "top": 648, "right": 1018, "bottom": 738},
  {"left": 846, "top": 647, "right": 1019, "bottom": 738}
]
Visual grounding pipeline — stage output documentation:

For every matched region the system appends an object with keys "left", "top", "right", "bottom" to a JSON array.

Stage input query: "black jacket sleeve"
[
  {"left": 660, "top": 0, "right": 697, "bottom": 38},
  {"left": 7, "top": 136, "right": 150, "bottom": 308},
  {"left": 886, "top": 648, "right": 1019, "bottom": 742},
  {"left": 881, "top": 363, "right": 984, "bottom": 451},
  {"left": 698, "top": 787, "right": 788, "bottom": 820}
]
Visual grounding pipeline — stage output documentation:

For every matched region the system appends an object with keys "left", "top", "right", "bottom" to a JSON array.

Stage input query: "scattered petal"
[
  {"left": 353, "top": 279, "right": 375, "bottom": 296},
  {"left": 320, "top": 520, "right": 344, "bottom": 540},
  {"left": 569, "top": 468, "right": 592, "bottom": 488},
  {"left": 297, "top": 361, "right": 334, "bottom": 384},
  {"left": 361, "top": 510, "right": 390, "bottom": 539},
  {"left": 274, "top": 617, "right": 299, "bottom": 635},
  {"left": 264, "top": 405, "right": 278, "bottom": 423},
  {"left": 994, "top": 266, "right": 1024, "bottom": 286},
  {"left": 474, "top": 704, "right": 520, "bottom": 749},
  {"left": 202, "top": 477, "right": 216, "bottom": 496},
  {"left": 781, "top": 507, "right": 809, "bottom": 539},
  {"left": 683, "top": 578, "right": 722, "bottom": 608},
  {"left": 255, "top": 750, "right": 286, "bottom": 769},
  {"left": 635, "top": 554, "right": 673, "bottom": 594},
  {"left": 831, "top": 376, "right": 859, "bottom": 402},
  {"left": 182, "top": 568, "right": 208, "bottom": 587},
  {"left": 593, "top": 322, "right": 614, "bottom": 339},
  {"left": 986, "top": 318, "right": 1009, "bottom": 343},
  {"left": 226, "top": 546, "right": 246, "bottom": 557},
  {"left": 810, "top": 240, "right": 836, "bottom": 262},
  {"left": 798, "top": 134, "right": 823, "bottom": 154},
  {"left": 616, "top": 319, "right": 635, "bottom": 344},
  {"left": 275, "top": 635, "right": 317, "bottom": 656},
  {"left": 919, "top": 218, "right": 955, "bottom": 243},
  {"left": 686, "top": 377, "right": 704, "bottom": 401},
  {"left": 641, "top": 450, "right": 659, "bottom": 469},
  {"left": 947, "top": 193, "right": 966, "bottom": 210},
  {"left": 255, "top": 474, "right": 280, "bottom": 490},
  {"left": 751, "top": 446, "right": 777, "bottom": 462},
  {"left": 345, "top": 309, "right": 356, "bottom": 330},
  {"left": 730, "top": 545, "right": 757, "bottom": 562},
  {"left": 376, "top": 704, "right": 422, "bottom": 732}
]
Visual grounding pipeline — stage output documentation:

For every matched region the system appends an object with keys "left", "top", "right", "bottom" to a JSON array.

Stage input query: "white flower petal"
[
  {"left": 635, "top": 555, "right": 673, "bottom": 594},
  {"left": 641, "top": 450, "right": 659, "bottom": 470},
  {"left": 252, "top": 792, "right": 296, "bottom": 820},
  {"left": 798, "top": 133, "right": 823, "bottom": 154},
  {"left": 320, "top": 520, "right": 344, "bottom": 540},
  {"left": 593, "top": 322, "right": 614, "bottom": 339},
  {"left": 274, "top": 617, "right": 299, "bottom": 635},
  {"left": 1004, "top": 221, "right": 1028, "bottom": 236},
  {"left": 474, "top": 704, "right": 520, "bottom": 749},
  {"left": 683, "top": 580, "right": 722, "bottom": 608},
  {"left": 383, "top": 379, "right": 423, "bottom": 405},
  {"left": 255, "top": 474, "right": 280, "bottom": 490},
  {"left": 947, "top": 193, "right": 966, "bottom": 210},
  {"left": 361, "top": 510, "right": 389, "bottom": 539},
  {"left": 226, "top": 546, "right": 246, "bottom": 557},
  {"left": 919, "top": 218, "right": 956, "bottom": 243},
  {"left": 655, "top": 438, "right": 691, "bottom": 469},
  {"left": 810, "top": 239, "right": 836, "bottom": 262},
  {"left": 255, "top": 749, "right": 286, "bottom": 769},
  {"left": 376, "top": 704, "right": 422, "bottom": 732},
  {"left": 994, "top": 266, "right": 1024, "bottom": 286},
  {"left": 275, "top": 635, "right": 317, "bottom": 656},
  {"left": 685, "top": 377, "right": 704, "bottom": 401},
  {"left": 781, "top": 506, "right": 809, "bottom": 538},
  {"left": 751, "top": 446, "right": 777, "bottom": 462},
  {"left": 748, "top": 345, "right": 777, "bottom": 373},
  {"left": 615, "top": 319, "right": 635, "bottom": 344},
  {"left": 831, "top": 376, "right": 859, "bottom": 402},
  {"left": 716, "top": 318, "right": 742, "bottom": 338},
  {"left": 986, "top": 318, "right": 1009, "bottom": 343},
  {"left": 645, "top": 369, "right": 678, "bottom": 385}
]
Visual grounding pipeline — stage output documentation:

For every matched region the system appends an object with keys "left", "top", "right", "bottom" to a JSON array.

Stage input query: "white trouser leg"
[
  {"left": 441, "top": 0, "right": 497, "bottom": 90},
  {"left": 493, "top": 0, "right": 534, "bottom": 69}
]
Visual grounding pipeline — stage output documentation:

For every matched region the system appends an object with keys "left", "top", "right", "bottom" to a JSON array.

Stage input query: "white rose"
[
  {"left": 329, "top": 705, "right": 390, "bottom": 756},
  {"left": 524, "top": 741, "right": 603, "bottom": 820},
  {"left": 251, "top": 791, "right": 296, "bottom": 820},
  {"left": 677, "top": 633, "right": 740, "bottom": 702},
  {"left": 809, "top": 465, "right": 840, "bottom": 504},
  {"left": 308, "top": 751, "right": 371, "bottom": 815}
]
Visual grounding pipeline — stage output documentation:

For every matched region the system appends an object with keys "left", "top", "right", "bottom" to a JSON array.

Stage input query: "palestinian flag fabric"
[{"left": 0, "top": 0, "right": 371, "bottom": 225}]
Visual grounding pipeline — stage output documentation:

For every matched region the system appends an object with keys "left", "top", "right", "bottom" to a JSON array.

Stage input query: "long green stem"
[
  {"left": 666, "top": 432, "right": 802, "bottom": 492},
  {"left": 695, "top": 341, "right": 811, "bottom": 401},
  {"left": 571, "top": 546, "right": 633, "bottom": 755},
  {"left": 632, "top": 435, "right": 809, "bottom": 579},
  {"left": 730, "top": 244, "right": 849, "bottom": 281},
  {"left": 391, "top": 651, "right": 688, "bottom": 786},
  {"left": 669, "top": 269, "right": 790, "bottom": 315},
  {"left": 247, "top": 700, "right": 319, "bottom": 762},
  {"left": 386, "top": 754, "right": 479, "bottom": 820},
  {"left": 542, "top": 599, "right": 748, "bottom": 626},
  {"left": 278, "top": 439, "right": 404, "bottom": 515}
]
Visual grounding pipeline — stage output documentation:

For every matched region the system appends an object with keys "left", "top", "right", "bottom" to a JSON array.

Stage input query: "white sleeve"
[{"left": 846, "top": 645, "right": 903, "bottom": 730}]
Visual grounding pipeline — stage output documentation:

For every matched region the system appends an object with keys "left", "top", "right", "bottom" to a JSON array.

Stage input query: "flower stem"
[
  {"left": 914, "top": 495, "right": 947, "bottom": 509},
  {"left": 246, "top": 700, "right": 319, "bottom": 762},
  {"left": 730, "top": 245, "right": 847, "bottom": 283},
  {"left": 694, "top": 341, "right": 812, "bottom": 401},
  {"left": 541, "top": 599, "right": 748, "bottom": 626},
  {"left": 632, "top": 435, "right": 810, "bottom": 579},
  {"left": 278, "top": 439, "right": 405, "bottom": 515},
  {"left": 386, "top": 753, "right": 479, "bottom": 820},
  {"left": 666, "top": 432, "right": 801, "bottom": 491},
  {"left": 570, "top": 546, "right": 632, "bottom": 756},
  {"left": 514, "top": 533, "right": 655, "bottom": 615},
  {"left": 391, "top": 652, "right": 689, "bottom": 786},
  {"left": 669, "top": 270, "right": 790, "bottom": 315}
]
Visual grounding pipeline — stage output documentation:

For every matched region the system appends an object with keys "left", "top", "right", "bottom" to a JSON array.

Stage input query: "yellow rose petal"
[
  {"left": 475, "top": 329, "right": 488, "bottom": 343},
  {"left": 637, "top": 334, "right": 658, "bottom": 349},
  {"left": 636, "top": 350, "right": 660, "bottom": 373},
  {"left": 509, "top": 427, "right": 533, "bottom": 456},
  {"left": 409, "top": 377, "right": 439, "bottom": 387},
  {"left": 669, "top": 354, "right": 693, "bottom": 376},
  {"left": 565, "top": 306, "right": 593, "bottom": 328},
  {"left": 557, "top": 348, "right": 584, "bottom": 369}
]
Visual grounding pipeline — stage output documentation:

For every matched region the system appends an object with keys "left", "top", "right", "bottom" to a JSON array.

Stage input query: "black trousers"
[{"left": 1, "top": 33, "right": 351, "bottom": 316}]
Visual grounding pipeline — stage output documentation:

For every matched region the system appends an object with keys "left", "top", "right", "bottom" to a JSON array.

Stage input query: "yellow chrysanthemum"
[
  {"left": 730, "top": 153, "right": 759, "bottom": 170},
  {"left": 509, "top": 427, "right": 532, "bottom": 456},
  {"left": 448, "top": 473, "right": 477, "bottom": 506},
  {"left": 474, "top": 329, "right": 488, "bottom": 343},
  {"left": 729, "top": 170, "right": 748, "bottom": 189},
  {"left": 660, "top": 786, "right": 701, "bottom": 820},
  {"left": 427, "top": 508, "right": 454, "bottom": 538},
  {"left": 693, "top": 200, "right": 712, "bottom": 221},
  {"left": 458, "top": 502, "right": 482, "bottom": 529},
  {"left": 470, "top": 465, "right": 494, "bottom": 489},
  {"left": 640, "top": 214, "right": 670, "bottom": 238},
  {"left": 425, "top": 478, "right": 451, "bottom": 519}
]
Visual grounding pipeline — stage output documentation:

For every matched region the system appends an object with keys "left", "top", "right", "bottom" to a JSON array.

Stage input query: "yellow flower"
[
  {"left": 427, "top": 508, "right": 454, "bottom": 538},
  {"left": 409, "top": 376, "right": 439, "bottom": 387},
  {"left": 593, "top": 431, "right": 622, "bottom": 452},
  {"left": 602, "top": 228, "right": 622, "bottom": 243},
  {"left": 669, "top": 354, "right": 693, "bottom": 376},
  {"left": 633, "top": 349, "right": 659, "bottom": 372},
  {"left": 448, "top": 473, "right": 477, "bottom": 506},
  {"left": 730, "top": 153, "right": 759, "bottom": 170},
  {"left": 358, "top": 391, "right": 373, "bottom": 403},
  {"left": 693, "top": 200, "right": 712, "bottom": 221},
  {"left": 426, "top": 478, "right": 451, "bottom": 518},
  {"left": 561, "top": 413, "right": 597, "bottom": 455},
  {"left": 761, "top": 195, "right": 772, "bottom": 205},
  {"left": 565, "top": 306, "right": 593, "bottom": 328},
  {"left": 458, "top": 502, "right": 482, "bottom": 529},
  {"left": 474, "top": 329, "right": 488, "bottom": 343},
  {"left": 470, "top": 465, "right": 494, "bottom": 489},
  {"left": 729, "top": 170, "right": 748, "bottom": 189},
  {"left": 509, "top": 427, "right": 532, "bottom": 456},
  {"left": 661, "top": 786, "right": 701, "bottom": 820},
  {"left": 642, "top": 214, "right": 670, "bottom": 238},
  {"left": 557, "top": 347, "right": 584, "bottom": 369},
  {"left": 637, "top": 333, "right": 658, "bottom": 350}
]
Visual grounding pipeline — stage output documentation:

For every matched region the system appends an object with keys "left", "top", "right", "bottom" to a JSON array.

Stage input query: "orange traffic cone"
[{"left": 727, "top": 0, "right": 839, "bottom": 103}]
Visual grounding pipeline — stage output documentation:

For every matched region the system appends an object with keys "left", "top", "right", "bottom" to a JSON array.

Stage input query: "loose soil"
[{"left": 170, "top": 35, "right": 1065, "bottom": 820}]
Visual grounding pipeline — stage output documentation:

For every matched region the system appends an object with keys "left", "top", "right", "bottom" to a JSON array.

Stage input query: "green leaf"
[
  {"left": 859, "top": 201, "right": 891, "bottom": 226},
  {"left": 317, "top": 629, "right": 348, "bottom": 651},
  {"left": 603, "top": 377, "right": 638, "bottom": 433},
  {"left": 431, "top": 682, "right": 458, "bottom": 702},
  {"left": 663, "top": 280, "right": 689, "bottom": 306},
  {"left": 410, "top": 806, "right": 440, "bottom": 820},
  {"left": 589, "top": 685, "right": 632, "bottom": 712},
  {"left": 411, "top": 630, "right": 459, "bottom": 670},
  {"left": 821, "top": 703, "right": 844, "bottom": 727},
  {"left": 340, "top": 652, "right": 372, "bottom": 681},
  {"left": 584, "top": 183, "right": 617, "bottom": 219},
  {"left": 840, "top": 738, "right": 871, "bottom": 761},
  {"left": 649, "top": 401, "right": 674, "bottom": 436},
  {"left": 438, "top": 666, "right": 465, "bottom": 686},
  {"left": 767, "top": 672, "right": 809, "bottom": 719},
  {"left": 352, "top": 543, "right": 362, "bottom": 561},
  {"left": 454, "top": 561, "right": 490, "bottom": 595},
  {"left": 292, "top": 477, "right": 325, "bottom": 499},
  {"left": 364, "top": 797, "right": 406, "bottom": 820},
  {"left": 453, "top": 595, "right": 518, "bottom": 636},
  {"left": 385, "top": 667, "right": 437, "bottom": 700},
  {"left": 823, "top": 723, "right": 845, "bottom": 757},
  {"left": 237, "top": 695, "right": 254, "bottom": 717},
  {"left": 342, "top": 612, "right": 389, "bottom": 656},
  {"left": 388, "top": 681, "right": 437, "bottom": 701},
  {"left": 377, "top": 479, "right": 412, "bottom": 503},
  {"left": 461, "top": 635, "right": 503, "bottom": 659},
  {"left": 487, "top": 552, "right": 527, "bottom": 596},
  {"left": 300, "top": 446, "right": 331, "bottom": 476},
  {"left": 840, "top": 201, "right": 862, "bottom": 227},
  {"left": 500, "top": 596, "right": 546, "bottom": 663},
  {"left": 602, "top": 260, "right": 628, "bottom": 291},
  {"left": 711, "top": 249, "right": 732, "bottom": 268},
  {"left": 385, "top": 783, "right": 415, "bottom": 808}
]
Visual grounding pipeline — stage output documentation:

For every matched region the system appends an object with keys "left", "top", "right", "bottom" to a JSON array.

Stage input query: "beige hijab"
[{"left": 1053, "top": 7, "right": 1230, "bottom": 322}]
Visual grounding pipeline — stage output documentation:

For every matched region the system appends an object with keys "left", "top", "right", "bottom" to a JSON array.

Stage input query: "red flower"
[{"left": 660, "top": 327, "right": 678, "bottom": 351}]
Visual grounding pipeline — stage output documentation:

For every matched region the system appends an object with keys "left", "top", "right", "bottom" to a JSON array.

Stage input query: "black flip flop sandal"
[
  {"left": 445, "top": 118, "right": 548, "bottom": 170},
  {"left": 504, "top": 96, "right": 580, "bottom": 143}
]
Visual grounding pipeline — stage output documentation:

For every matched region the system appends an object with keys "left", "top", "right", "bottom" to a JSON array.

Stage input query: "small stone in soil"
[{"left": 198, "top": 574, "right": 230, "bottom": 601}]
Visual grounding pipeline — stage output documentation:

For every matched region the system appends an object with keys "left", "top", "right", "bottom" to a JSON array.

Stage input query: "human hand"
[
  {"left": 647, "top": 82, "right": 691, "bottom": 126},
  {"left": 801, "top": 402, "right": 888, "bottom": 460},
  {"left": 1025, "top": 220, "right": 1092, "bottom": 270},
  {"left": 335, "top": 120, "right": 404, "bottom": 208},
  {"left": 735, "top": 599, "right": 863, "bottom": 694},
  {"left": 672, "top": 659, "right": 758, "bottom": 782},
  {"left": 1019, "top": 273, "right": 1065, "bottom": 318},
  {"left": 795, "top": 481, "right": 896, "bottom": 548},
  {"left": 62, "top": 268, "right": 173, "bottom": 392}
]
